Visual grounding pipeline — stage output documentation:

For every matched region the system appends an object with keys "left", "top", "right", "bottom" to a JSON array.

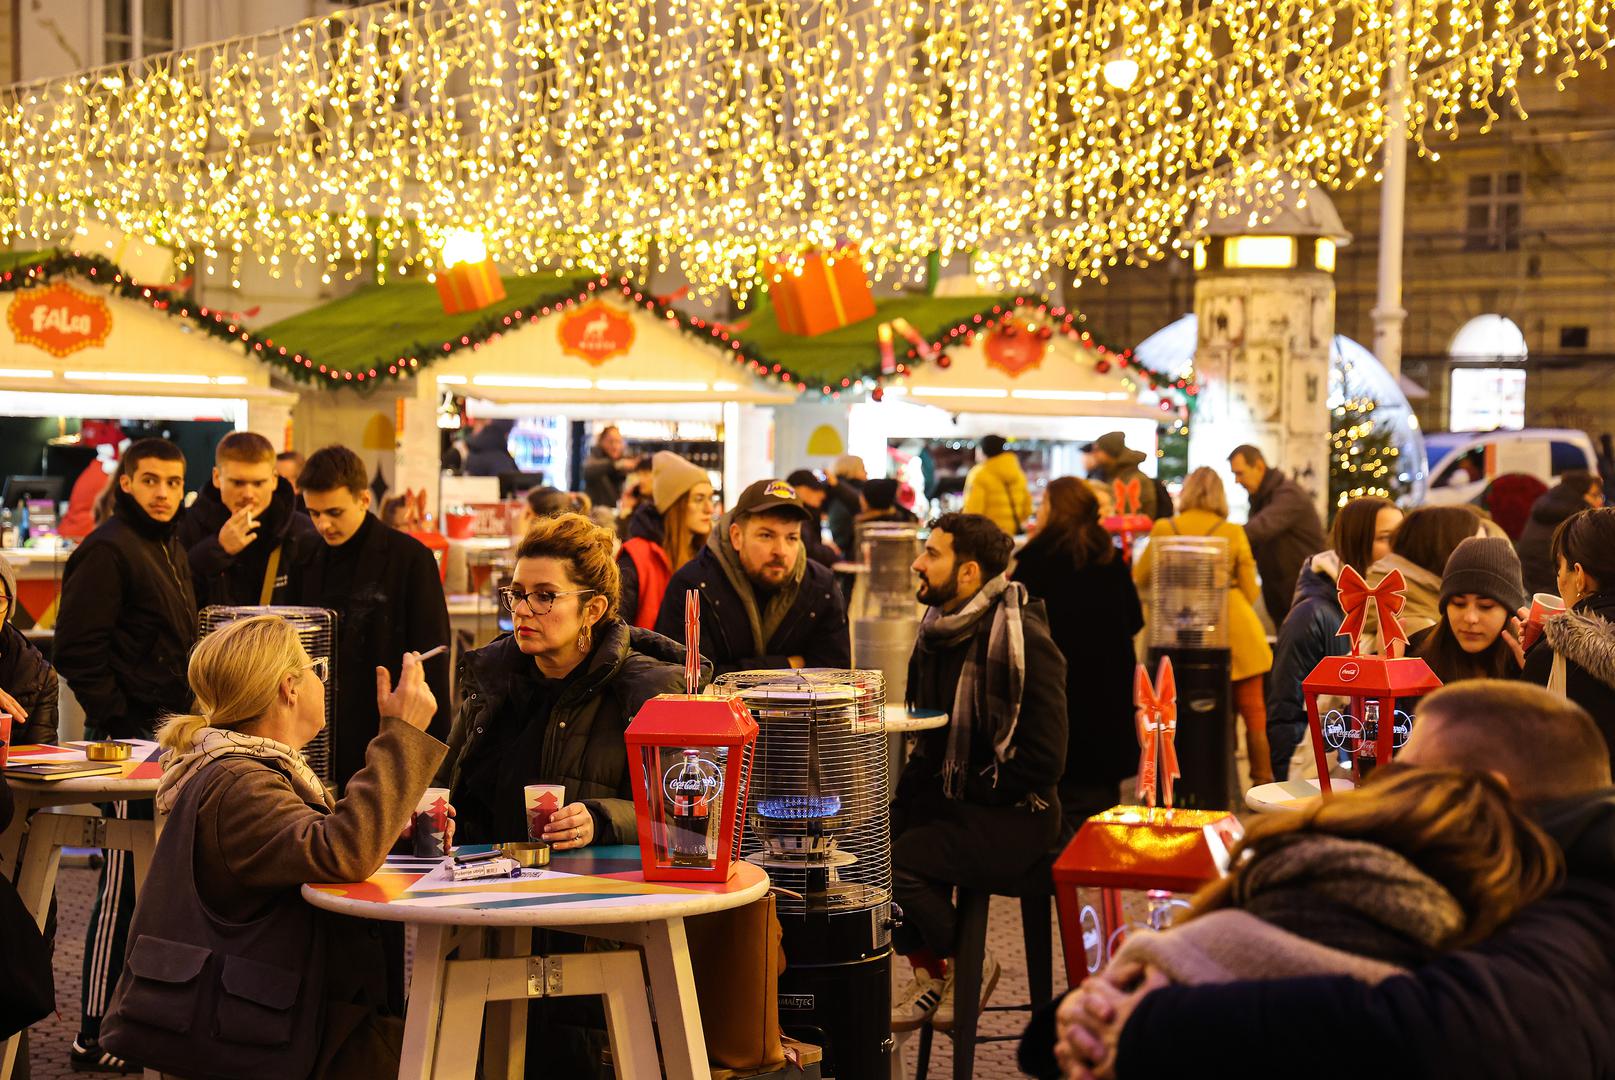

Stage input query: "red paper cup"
[
  {"left": 0, "top": 713, "right": 10, "bottom": 770},
  {"left": 412, "top": 787, "right": 451, "bottom": 857},
  {"left": 1522, "top": 592, "right": 1566, "bottom": 651},
  {"left": 524, "top": 784, "right": 565, "bottom": 842}
]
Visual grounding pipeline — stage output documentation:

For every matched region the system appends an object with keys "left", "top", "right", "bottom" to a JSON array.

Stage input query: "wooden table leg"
[
  {"left": 0, "top": 789, "right": 36, "bottom": 880},
  {"left": 399, "top": 924, "right": 457, "bottom": 1080},
  {"left": 13, "top": 811, "right": 68, "bottom": 932},
  {"left": 592, "top": 951, "right": 659, "bottom": 1079},
  {"left": 637, "top": 917, "right": 712, "bottom": 1080},
  {"left": 482, "top": 928, "right": 530, "bottom": 1080},
  {"left": 434, "top": 950, "right": 494, "bottom": 1080}
]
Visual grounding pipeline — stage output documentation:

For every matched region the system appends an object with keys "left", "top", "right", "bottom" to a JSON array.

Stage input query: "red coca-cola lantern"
[
  {"left": 1302, "top": 567, "right": 1443, "bottom": 792},
  {"left": 624, "top": 593, "right": 758, "bottom": 882},
  {"left": 1101, "top": 478, "right": 1153, "bottom": 563}
]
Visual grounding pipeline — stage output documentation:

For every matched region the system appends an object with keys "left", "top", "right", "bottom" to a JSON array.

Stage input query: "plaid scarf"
[
  {"left": 911, "top": 573, "right": 1026, "bottom": 799},
  {"left": 158, "top": 727, "right": 333, "bottom": 815}
]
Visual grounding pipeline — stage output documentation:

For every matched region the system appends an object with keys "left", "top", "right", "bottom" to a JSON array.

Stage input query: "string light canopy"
[{"left": 0, "top": 0, "right": 1607, "bottom": 296}]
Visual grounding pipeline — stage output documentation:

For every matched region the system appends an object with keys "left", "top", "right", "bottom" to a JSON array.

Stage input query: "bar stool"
[{"left": 913, "top": 860, "right": 1056, "bottom": 1080}]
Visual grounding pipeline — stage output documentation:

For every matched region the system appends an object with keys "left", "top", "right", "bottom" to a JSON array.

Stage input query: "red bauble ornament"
[
  {"left": 1097, "top": 359, "right": 1111, "bottom": 374},
  {"left": 872, "top": 387, "right": 885, "bottom": 401},
  {"left": 937, "top": 353, "right": 952, "bottom": 368}
]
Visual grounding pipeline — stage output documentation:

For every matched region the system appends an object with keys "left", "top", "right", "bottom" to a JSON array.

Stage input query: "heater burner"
[{"left": 756, "top": 795, "right": 843, "bottom": 820}]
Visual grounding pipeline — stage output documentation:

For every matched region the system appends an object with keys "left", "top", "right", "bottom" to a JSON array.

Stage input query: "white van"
[{"left": 1424, "top": 428, "right": 1599, "bottom": 505}]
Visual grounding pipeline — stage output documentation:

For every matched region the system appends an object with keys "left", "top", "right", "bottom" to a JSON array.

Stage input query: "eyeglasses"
[
  {"left": 497, "top": 586, "right": 597, "bottom": 616},
  {"left": 305, "top": 656, "right": 330, "bottom": 682}
]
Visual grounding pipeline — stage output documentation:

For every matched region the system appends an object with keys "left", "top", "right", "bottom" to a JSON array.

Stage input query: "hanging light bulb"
[{"left": 1102, "top": 57, "right": 1140, "bottom": 91}]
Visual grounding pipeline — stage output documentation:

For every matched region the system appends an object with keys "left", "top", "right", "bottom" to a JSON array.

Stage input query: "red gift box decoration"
[
  {"left": 765, "top": 247, "right": 876, "bottom": 337},
  {"left": 434, "top": 235, "right": 507, "bottom": 316},
  {"left": 1301, "top": 566, "right": 1443, "bottom": 792}
]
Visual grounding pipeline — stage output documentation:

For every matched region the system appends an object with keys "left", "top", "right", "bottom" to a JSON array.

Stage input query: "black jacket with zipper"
[
  {"left": 1523, "top": 589, "right": 1615, "bottom": 752},
  {"left": 651, "top": 543, "right": 850, "bottom": 676},
  {"left": 175, "top": 475, "right": 321, "bottom": 609},
  {"left": 437, "top": 620, "right": 692, "bottom": 845},
  {"left": 55, "top": 488, "right": 197, "bottom": 738}
]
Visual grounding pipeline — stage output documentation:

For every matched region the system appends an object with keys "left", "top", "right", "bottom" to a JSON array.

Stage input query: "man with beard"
[
  {"left": 54, "top": 438, "right": 197, "bottom": 1073},
  {"left": 890, "top": 512, "right": 1068, "bottom": 1038},
  {"left": 176, "top": 431, "right": 319, "bottom": 607},
  {"left": 654, "top": 477, "right": 849, "bottom": 675}
]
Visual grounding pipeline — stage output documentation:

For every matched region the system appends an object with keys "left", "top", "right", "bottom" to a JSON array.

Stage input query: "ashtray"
[
  {"left": 498, "top": 842, "right": 551, "bottom": 869},
  {"left": 85, "top": 742, "right": 132, "bottom": 762}
]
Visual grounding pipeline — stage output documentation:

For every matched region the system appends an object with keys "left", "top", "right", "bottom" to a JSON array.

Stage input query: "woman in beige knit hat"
[{"left": 615, "top": 450, "right": 714, "bottom": 627}]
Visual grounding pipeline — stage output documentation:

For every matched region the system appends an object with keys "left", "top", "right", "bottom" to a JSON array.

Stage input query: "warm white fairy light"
[{"left": 0, "top": 0, "right": 1605, "bottom": 296}]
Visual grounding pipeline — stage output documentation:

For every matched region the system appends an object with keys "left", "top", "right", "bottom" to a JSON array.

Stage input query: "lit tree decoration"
[{"left": 0, "top": 0, "right": 1607, "bottom": 295}]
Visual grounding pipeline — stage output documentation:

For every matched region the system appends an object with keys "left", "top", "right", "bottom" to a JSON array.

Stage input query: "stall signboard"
[
  {"left": 558, "top": 299, "right": 636, "bottom": 363},
  {"left": 984, "top": 316, "right": 1053, "bottom": 376},
  {"left": 7, "top": 282, "right": 112, "bottom": 357}
]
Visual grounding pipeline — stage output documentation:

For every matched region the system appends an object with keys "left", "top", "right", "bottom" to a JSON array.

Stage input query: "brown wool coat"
[{"left": 180, "top": 718, "right": 446, "bottom": 1077}]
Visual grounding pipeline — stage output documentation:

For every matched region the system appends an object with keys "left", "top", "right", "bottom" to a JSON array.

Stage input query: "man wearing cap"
[
  {"left": 785, "top": 468, "right": 841, "bottom": 568},
  {"left": 1082, "top": 431, "right": 1168, "bottom": 520},
  {"left": 654, "top": 478, "right": 850, "bottom": 675}
]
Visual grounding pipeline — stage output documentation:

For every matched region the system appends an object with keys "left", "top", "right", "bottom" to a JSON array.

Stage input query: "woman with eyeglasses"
[
  {"left": 616, "top": 450, "right": 715, "bottom": 629},
  {"left": 440, "top": 513, "right": 694, "bottom": 849}
]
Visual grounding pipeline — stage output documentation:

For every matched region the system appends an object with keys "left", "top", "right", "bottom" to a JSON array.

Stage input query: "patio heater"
[
  {"left": 198, "top": 606, "right": 338, "bottom": 786},
  {"left": 849, "top": 523, "right": 921, "bottom": 707},
  {"left": 1145, "top": 536, "right": 1234, "bottom": 809},
  {"left": 714, "top": 669, "right": 892, "bottom": 1079}
]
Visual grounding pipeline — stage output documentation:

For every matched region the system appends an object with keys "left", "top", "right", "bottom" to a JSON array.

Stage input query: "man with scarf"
[
  {"left": 54, "top": 437, "right": 198, "bottom": 1074},
  {"left": 891, "top": 512, "right": 1068, "bottom": 1035},
  {"left": 175, "top": 430, "right": 320, "bottom": 607},
  {"left": 655, "top": 477, "right": 849, "bottom": 675}
]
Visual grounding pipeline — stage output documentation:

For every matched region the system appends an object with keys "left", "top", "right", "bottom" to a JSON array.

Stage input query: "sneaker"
[
  {"left": 70, "top": 1036, "right": 136, "bottom": 1074},
  {"left": 890, "top": 970, "right": 944, "bottom": 1032},
  {"left": 932, "top": 951, "right": 1001, "bottom": 1031}
]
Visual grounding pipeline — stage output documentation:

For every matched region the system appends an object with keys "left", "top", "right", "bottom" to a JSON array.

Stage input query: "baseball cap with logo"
[{"left": 731, "top": 478, "right": 810, "bottom": 522}]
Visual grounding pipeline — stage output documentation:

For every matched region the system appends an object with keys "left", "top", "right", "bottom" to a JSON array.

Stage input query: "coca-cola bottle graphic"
[{"left": 667, "top": 750, "right": 714, "bottom": 867}]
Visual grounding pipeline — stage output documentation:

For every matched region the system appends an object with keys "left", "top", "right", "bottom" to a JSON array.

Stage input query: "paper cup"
[
  {"left": 1522, "top": 592, "right": 1567, "bottom": 651},
  {"left": 524, "top": 784, "right": 566, "bottom": 842},
  {"left": 412, "top": 787, "right": 451, "bottom": 857}
]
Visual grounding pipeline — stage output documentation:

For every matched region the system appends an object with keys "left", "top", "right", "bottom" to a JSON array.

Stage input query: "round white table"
[
  {"left": 1244, "top": 776, "right": 1356, "bottom": 814},
  {"left": 1, "top": 742, "right": 163, "bottom": 1080},
  {"left": 883, "top": 704, "right": 948, "bottom": 733},
  {"left": 303, "top": 845, "right": 769, "bottom": 1080}
]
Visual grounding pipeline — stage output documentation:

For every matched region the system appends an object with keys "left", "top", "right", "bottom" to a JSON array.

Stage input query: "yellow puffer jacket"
[
  {"left": 1133, "top": 509, "right": 1274, "bottom": 681},
  {"left": 962, "top": 452, "right": 1033, "bottom": 537}
]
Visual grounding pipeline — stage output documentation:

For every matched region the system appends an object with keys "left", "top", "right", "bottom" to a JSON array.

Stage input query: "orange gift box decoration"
[
  {"left": 765, "top": 247, "right": 876, "bottom": 337},
  {"left": 435, "top": 258, "right": 506, "bottom": 315},
  {"left": 1053, "top": 805, "right": 1242, "bottom": 982}
]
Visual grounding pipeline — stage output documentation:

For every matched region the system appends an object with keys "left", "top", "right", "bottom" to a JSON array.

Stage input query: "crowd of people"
[{"left": 3, "top": 427, "right": 1613, "bottom": 1079}]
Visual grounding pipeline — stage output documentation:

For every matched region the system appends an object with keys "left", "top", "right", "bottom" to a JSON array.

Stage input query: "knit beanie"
[
  {"left": 651, "top": 451, "right": 708, "bottom": 514},
  {"left": 1440, "top": 536, "right": 1526, "bottom": 613}
]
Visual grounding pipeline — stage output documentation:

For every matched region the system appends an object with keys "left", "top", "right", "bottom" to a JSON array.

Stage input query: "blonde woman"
[
  {"left": 101, "top": 615, "right": 444, "bottom": 1078},
  {"left": 1135, "top": 467, "right": 1276, "bottom": 784}
]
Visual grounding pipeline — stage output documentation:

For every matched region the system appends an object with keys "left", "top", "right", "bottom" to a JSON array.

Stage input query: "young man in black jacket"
[
  {"left": 175, "top": 431, "right": 320, "bottom": 608},
  {"left": 653, "top": 478, "right": 849, "bottom": 675},
  {"left": 892, "top": 512, "right": 1068, "bottom": 1036},
  {"left": 54, "top": 437, "right": 197, "bottom": 1073},
  {"left": 294, "top": 445, "right": 452, "bottom": 789},
  {"left": 1033, "top": 681, "right": 1615, "bottom": 1080}
]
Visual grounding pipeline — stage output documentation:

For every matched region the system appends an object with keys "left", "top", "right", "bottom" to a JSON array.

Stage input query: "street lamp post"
[{"left": 1371, "top": 0, "right": 1412, "bottom": 378}]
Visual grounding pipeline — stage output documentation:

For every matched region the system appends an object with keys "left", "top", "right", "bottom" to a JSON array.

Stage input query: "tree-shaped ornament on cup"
[{"left": 1300, "top": 566, "right": 1443, "bottom": 793}]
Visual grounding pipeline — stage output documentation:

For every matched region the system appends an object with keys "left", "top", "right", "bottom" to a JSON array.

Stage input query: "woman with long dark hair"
[
  {"left": 1362, "top": 505, "right": 1484, "bottom": 654},
  {"left": 1012, "top": 477, "right": 1143, "bottom": 834},
  {"left": 1266, "top": 496, "right": 1401, "bottom": 780},
  {"left": 1523, "top": 506, "right": 1615, "bottom": 747},
  {"left": 1409, "top": 537, "right": 1528, "bottom": 685}
]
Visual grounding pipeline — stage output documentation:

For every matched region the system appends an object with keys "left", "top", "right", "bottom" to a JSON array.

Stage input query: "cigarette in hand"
[{"left": 417, "top": 645, "right": 448, "bottom": 662}]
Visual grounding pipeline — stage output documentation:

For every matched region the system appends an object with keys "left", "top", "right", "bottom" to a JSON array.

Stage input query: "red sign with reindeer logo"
[
  {"left": 7, "top": 282, "right": 113, "bottom": 358},
  {"left": 984, "top": 316, "right": 1053, "bottom": 377},
  {"left": 558, "top": 300, "right": 636, "bottom": 365}
]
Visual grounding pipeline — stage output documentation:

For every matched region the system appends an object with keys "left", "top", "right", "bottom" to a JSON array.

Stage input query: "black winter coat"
[
  {"left": 55, "top": 489, "right": 197, "bottom": 738},
  {"left": 901, "top": 594, "right": 1068, "bottom": 809},
  {"left": 1516, "top": 482, "right": 1591, "bottom": 596},
  {"left": 1011, "top": 536, "right": 1140, "bottom": 815},
  {"left": 463, "top": 419, "right": 518, "bottom": 478},
  {"left": 616, "top": 501, "right": 667, "bottom": 624},
  {"left": 1243, "top": 469, "right": 1328, "bottom": 627},
  {"left": 438, "top": 621, "right": 689, "bottom": 845},
  {"left": 293, "top": 514, "right": 451, "bottom": 787},
  {"left": 1523, "top": 589, "right": 1615, "bottom": 752},
  {"left": 0, "top": 624, "right": 58, "bottom": 745},
  {"left": 1021, "top": 789, "right": 1615, "bottom": 1080},
  {"left": 825, "top": 480, "right": 863, "bottom": 557},
  {"left": 1267, "top": 553, "right": 1349, "bottom": 776},
  {"left": 175, "top": 476, "right": 320, "bottom": 609},
  {"left": 653, "top": 544, "right": 850, "bottom": 675}
]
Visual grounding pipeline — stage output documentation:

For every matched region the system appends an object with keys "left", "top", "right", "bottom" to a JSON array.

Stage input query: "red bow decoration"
[
  {"left": 1113, "top": 477, "right": 1142, "bottom": 516},
  {"left": 1134, "top": 656, "right": 1179, "bottom": 809},
  {"left": 1337, "top": 566, "right": 1409, "bottom": 656}
]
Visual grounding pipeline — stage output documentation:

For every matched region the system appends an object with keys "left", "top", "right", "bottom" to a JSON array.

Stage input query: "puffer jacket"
[
  {"left": 1268, "top": 551, "right": 1350, "bottom": 779},
  {"left": 962, "top": 452, "right": 1033, "bottom": 537},
  {"left": 616, "top": 501, "right": 672, "bottom": 628},
  {"left": 1523, "top": 590, "right": 1615, "bottom": 752},
  {"left": 0, "top": 555, "right": 57, "bottom": 744},
  {"left": 1516, "top": 483, "right": 1593, "bottom": 597},
  {"left": 175, "top": 475, "right": 320, "bottom": 608},
  {"left": 438, "top": 619, "right": 693, "bottom": 844}
]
